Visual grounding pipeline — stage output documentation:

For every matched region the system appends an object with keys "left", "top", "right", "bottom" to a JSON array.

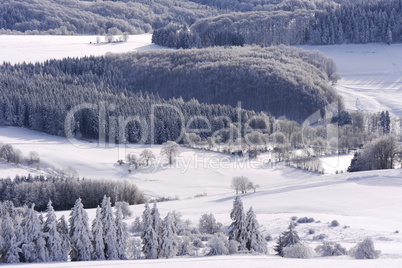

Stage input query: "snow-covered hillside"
[
  {"left": 0, "top": 127, "right": 401, "bottom": 267},
  {"left": 301, "top": 44, "right": 402, "bottom": 115}
]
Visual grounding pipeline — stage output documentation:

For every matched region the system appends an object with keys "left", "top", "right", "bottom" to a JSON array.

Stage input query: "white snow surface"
[
  {"left": 301, "top": 44, "right": 402, "bottom": 115},
  {"left": 0, "top": 127, "right": 402, "bottom": 267},
  {"left": 0, "top": 34, "right": 162, "bottom": 64}
]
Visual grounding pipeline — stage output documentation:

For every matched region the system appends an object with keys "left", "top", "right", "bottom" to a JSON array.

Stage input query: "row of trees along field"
[
  {"left": 0, "top": 175, "right": 146, "bottom": 212},
  {"left": 154, "top": 0, "right": 402, "bottom": 48},
  {"left": 0, "top": 195, "right": 380, "bottom": 264}
]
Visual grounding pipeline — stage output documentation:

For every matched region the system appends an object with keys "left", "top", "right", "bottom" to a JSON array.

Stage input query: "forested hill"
[
  {"left": 155, "top": 0, "right": 402, "bottom": 47},
  {"left": 0, "top": 46, "right": 342, "bottom": 133},
  {"left": 0, "top": 0, "right": 219, "bottom": 35}
]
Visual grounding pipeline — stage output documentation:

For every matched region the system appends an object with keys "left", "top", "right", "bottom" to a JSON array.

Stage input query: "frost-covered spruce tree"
[
  {"left": 244, "top": 207, "right": 267, "bottom": 253},
  {"left": 57, "top": 215, "right": 70, "bottom": 261},
  {"left": 101, "top": 195, "right": 118, "bottom": 260},
  {"left": 91, "top": 206, "right": 105, "bottom": 260},
  {"left": 21, "top": 204, "right": 48, "bottom": 263},
  {"left": 1, "top": 215, "right": 21, "bottom": 263},
  {"left": 228, "top": 196, "right": 247, "bottom": 251},
  {"left": 43, "top": 201, "right": 63, "bottom": 262},
  {"left": 159, "top": 213, "right": 179, "bottom": 258},
  {"left": 274, "top": 221, "right": 300, "bottom": 257},
  {"left": 115, "top": 206, "right": 128, "bottom": 260},
  {"left": 151, "top": 202, "right": 162, "bottom": 255},
  {"left": 141, "top": 203, "right": 159, "bottom": 259},
  {"left": 69, "top": 198, "right": 93, "bottom": 261}
]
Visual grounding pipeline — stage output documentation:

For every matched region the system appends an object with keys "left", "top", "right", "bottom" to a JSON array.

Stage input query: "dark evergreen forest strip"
[{"left": 0, "top": 175, "right": 146, "bottom": 211}]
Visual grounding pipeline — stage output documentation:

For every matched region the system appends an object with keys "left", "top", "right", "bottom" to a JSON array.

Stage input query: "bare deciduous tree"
[{"left": 161, "top": 141, "right": 180, "bottom": 165}]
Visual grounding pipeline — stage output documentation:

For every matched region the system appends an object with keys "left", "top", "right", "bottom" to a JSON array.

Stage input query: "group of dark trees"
[
  {"left": 0, "top": 46, "right": 341, "bottom": 144},
  {"left": 0, "top": 175, "right": 146, "bottom": 212},
  {"left": 154, "top": 0, "right": 402, "bottom": 48},
  {"left": 0, "top": 196, "right": 128, "bottom": 263}
]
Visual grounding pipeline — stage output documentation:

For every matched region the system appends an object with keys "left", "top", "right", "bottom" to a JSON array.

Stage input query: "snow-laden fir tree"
[
  {"left": 159, "top": 213, "right": 179, "bottom": 258},
  {"left": 274, "top": 221, "right": 300, "bottom": 257},
  {"left": 141, "top": 203, "right": 159, "bottom": 259},
  {"left": 101, "top": 195, "right": 118, "bottom": 260},
  {"left": 69, "top": 198, "right": 93, "bottom": 261},
  {"left": 228, "top": 196, "right": 247, "bottom": 251},
  {"left": 115, "top": 206, "right": 128, "bottom": 260},
  {"left": 151, "top": 202, "right": 162, "bottom": 255},
  {"left": 21, "top": 204, "right": 48, "bottom": 263},
  {"left": 43, "top": 201, "right": 63, "bottom": 262},
  {"left": 57, "top": 215, "right": 70, "bottom": 261},
  {"left": 244, "top": 207, "right": 267, "bottom": 253},
  {"left": 1, "top": 215, "right": 21, "bottom": 263},
  {"left": 91, "top": 206, "right": 105, "bottom": 260}
]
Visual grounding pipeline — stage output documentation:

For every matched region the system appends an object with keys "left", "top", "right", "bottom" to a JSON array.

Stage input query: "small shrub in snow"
[
  {"left": 291, "top": 216, "right": 298, "bottom": 221},
  {"left": 192, "top": 237, "right": 205, "bottom": 248},
  {"left": 315, "top": 241, "right": 347, "bottom": 256},
  {"left": 207, "top": 234, "right": 230, "bottom": 256},
  {"left": 330, "top": 220, "right": 340, "bottom": 227},
  {"left": 307, "top": 229, "right": 315, "bottom": 235},
  {"left": 395, "top": 230, "right": 399, "bottom": 234},
  {"left": 313, "top": 234, "right": 327, "bottom": 240},
  {"left": 265, "top": 234, "right": 273, "bottom": 242},
  {"left": 283, "top": 243, "right": 313, "bottom": 259},
  {"left": 350, "top": 238, "right": 380, "bottom": 259},
  {"left": 297, "top": 217, "right": 315, "bottom": 224},
  {"left": 177, "top": 237, "right": 195, "bottom": 256}
]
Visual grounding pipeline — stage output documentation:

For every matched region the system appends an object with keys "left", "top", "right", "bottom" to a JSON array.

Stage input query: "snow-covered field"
[
  {"left": 301, "top": 44, "right": 402, "bottom": 115},
  {"left": 0, "top": 127, "right": 402, "bottom": 267},
  {"left": 0, "top": 34, "right": 162, "bottom": 64}
]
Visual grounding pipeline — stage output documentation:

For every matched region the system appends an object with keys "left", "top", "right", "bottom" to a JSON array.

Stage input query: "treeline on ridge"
[
  {"left": 154, "top": 0, "right": 402, "bottom": 48},
  {"left": 0, "top": 0, "right": 218, "bottom": 35},
  {"left": 0, "top": 46, "right": 342, "bottom": 142},
  {"left": 0, "top": 175, "right": 147, "bottom": 212}
]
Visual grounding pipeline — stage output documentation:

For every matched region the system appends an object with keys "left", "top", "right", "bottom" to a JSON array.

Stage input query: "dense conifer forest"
[{"left": 0, "top": 46, "right": 342, "bottom": 142}]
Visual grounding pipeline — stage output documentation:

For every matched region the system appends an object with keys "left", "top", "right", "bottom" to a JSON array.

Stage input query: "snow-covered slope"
[
  {"left": 0, "top": 127, "right": 401, "bottom": 266},
  {"left": 301, "top": 44, "right": 402, "bottom": 115}
]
